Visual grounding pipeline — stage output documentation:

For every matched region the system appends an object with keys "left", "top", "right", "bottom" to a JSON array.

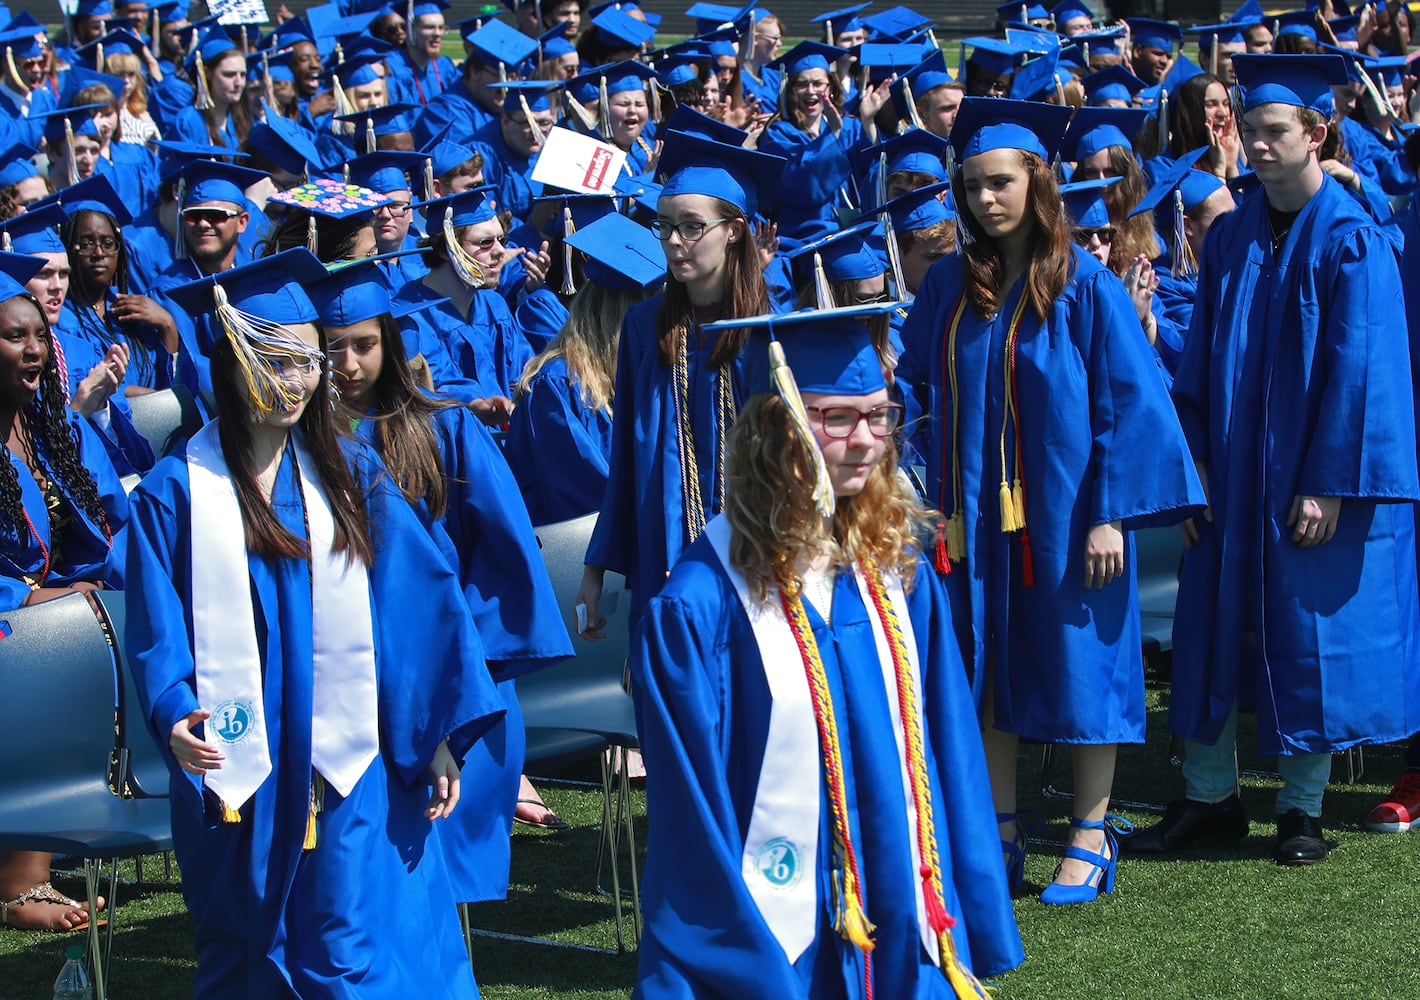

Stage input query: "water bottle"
[{"left": 52, "top": 945, "right": 92, "bottom": 1000}]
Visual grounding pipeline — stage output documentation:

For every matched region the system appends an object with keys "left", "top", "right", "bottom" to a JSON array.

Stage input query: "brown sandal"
[{"left": 0, "top": 882, "right": 105, "bottom": 932}]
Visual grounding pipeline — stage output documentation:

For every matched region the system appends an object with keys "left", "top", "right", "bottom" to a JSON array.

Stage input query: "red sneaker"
[{"left": 1365, "top": 770, "right": 1420, "bottom": 833}]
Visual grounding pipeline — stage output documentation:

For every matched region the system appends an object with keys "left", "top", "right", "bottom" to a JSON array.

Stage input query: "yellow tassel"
[
  {"left": 831, "top": 868, "right": 877, "bottom": 952},
  {"left": 443, "top": 208, "right": 486, "bottom": 287},
  {"left": 946, "top": 513, "right": 966, "bottom": 561},
  {"left": 194, "top": 51, "right": 214, "bottom": 111},
  {"left": 302, "top": 775, "right": 324, "bottom": 851},
  {"left": 770, "top": 340, "right": 836, "bottom": 519},
  {"left": 221, "top": 803, "right": 242, "bottom": 823},
  {"left": 4, "top": 48, "right": 24, "bottom": 95},
  {"left": 944, "top": 953, "right": 994, "bottom": 999},
  {"left": 1011, "top": 479, "right": 1026, "bottom": 530},
  {"left": 998, "top": 482, "right": 1018, "bottom": 532}
]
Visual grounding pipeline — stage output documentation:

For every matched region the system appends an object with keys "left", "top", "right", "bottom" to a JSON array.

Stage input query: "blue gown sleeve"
[{"left": 504, "top": 368, "right": 612, "bottom": 526}]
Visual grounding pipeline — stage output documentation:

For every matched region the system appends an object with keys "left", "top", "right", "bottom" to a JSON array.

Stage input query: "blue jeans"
[{"left": 1181, "top": 706, "right": 1332, "bottom": 816}]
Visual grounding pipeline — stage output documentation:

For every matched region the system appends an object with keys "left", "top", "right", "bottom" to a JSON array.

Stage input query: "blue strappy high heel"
[
  {"left": 997, "top": 810, "right": 1043, "bottom": 889},
  {"left": 1039, "top": 814, "right": 1133, "bottom": 906}
]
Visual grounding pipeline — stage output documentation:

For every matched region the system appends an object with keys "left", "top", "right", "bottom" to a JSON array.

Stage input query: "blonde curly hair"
[{"left": 725, "top": 392, "right": 938, "bottom": 604}]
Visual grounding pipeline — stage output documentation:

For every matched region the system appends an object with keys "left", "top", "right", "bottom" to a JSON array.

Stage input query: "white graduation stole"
[
  {"left": 188, "top": 422, "right": 380, "bottom": 817},
  {"left": 705, "top": 516, "right": 819, "bottom": 964}
]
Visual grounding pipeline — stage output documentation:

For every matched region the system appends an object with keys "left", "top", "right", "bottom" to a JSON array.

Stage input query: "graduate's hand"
[
  {"left": 1181, "top": 463, "right": 1211, "bottom": 547},
  {"left": 71, "top": 343, "right": 129, "bottom": 417},
  {"left": 520, "top": 241, "right": 552, "bottom": 294},
  {"left": 1083, "top": 520, "right": 1125, "bottom": 589},
  {"left": 307, "top": 90, "right": 337, "bottom": 117},
  {"left": 1320, "top": 158, "right": 1362, "bottom": 191},
  {"left": 112, "top": 294, "right": 180, "bottom": 353},
  {"left": 170, "top": 709, "right": 224, "bottom": 776},
  {"left": 468, "top": 395, "right": 513, "bottom": 427},
  {"left": 574, "top": 564, "right": 607, "bottom": 641},
  {"left": 856, "top": 77, "right": 894, "bottom": 132},
  {"left": 754, "top": 219, "right": 779, "bottom": 269},
  {"left": 1288, "top": 494, "right": 1341, "bottom": 547},
  {"left": 425, "top": 740, "right": 461, "bottom": 820},
  {"left": 1124, "top": 254, "right": 1157, "bottom": 325}
]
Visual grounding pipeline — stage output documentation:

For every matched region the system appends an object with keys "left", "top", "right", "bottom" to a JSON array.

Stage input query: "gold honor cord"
[{"left": 671, "top": 322, "right": 736, "bottom": 545}]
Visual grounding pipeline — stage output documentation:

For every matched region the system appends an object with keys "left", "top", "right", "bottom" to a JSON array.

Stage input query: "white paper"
[{"left": 531, "top": 127, "right": 629, "bottom": 195}]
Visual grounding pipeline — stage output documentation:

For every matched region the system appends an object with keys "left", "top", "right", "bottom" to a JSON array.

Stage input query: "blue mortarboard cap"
[
  {"left": 533, "top": 191, "right": 617, "bottom": 238},
  {"left": 0, "top": 19, "right": 46, "bottom": 60},
  {"left": 1127, "top": 17, "right": 1182, "bottom": 52},
  {"left": 249, "top": 104, "right": 327, "bottom": 175},
  {"left": 1081, "top": 64, "right": 1147, "bottom": 104},
  {"left": 811, "top": 5, "right": 872, "bottom": 33},
  {"left": 1059, "top": 25, "right": 1125, "bottom": 68},
  {"left": 866, "top": 129, "right": 948, "bottom": 179},
  {"left": 536, "top": 20, "right": 577, "bottom": 61},
  {"left": 960, "top": 36, "right": 1026, "bottom": 76},
  {"left": 613, "top": 173, "right": 663, "bottom": 218},
  {"left": 74, "top": 27, "right": 147, "bottom": 67},
  {"left": 0, "top": 250, "right": 44, "bottom": 304},
  {"left": 864, "top": 6, "right": 935, "bottom": 42},
  {"left": 348, "top": 150, "right": 426, "bottom": 193},
  {"left": 1059, "top": 106, "right": 1149, "bottom": 161},
  {"left": 180, "top": 159, "right": 267, "bottom": 207},
  {"left": 1160, "top": 53, "right": 1204, "bottom": 91},
  {"left": 1010, "top": 47, "right": 1064, "bottom": 101},
  {"left": 1274, "top": 9, "right": 1319, "bottom": 40},
  {"left": 862, "top": 179, "right": 953, "bottom": 231},
  {"left": 269, "top": 178, "right": 391, "bottom": 219},
  {"left": 0, "top": 140, "right": 38, "bottom": 188},
  {"left": 731, "top": 303, "right": 897, "bottom": 396},
  {"left": 597, "top": 59, "right": 658, "bottom": 96},
  {"left": 769, "top": 41, "right": 845, "bottom": 78},
  {"left": 172, "top": 13, "right": 222, "bottom": 51},
  {"left": 858, "top": 42, "right": 936, "bottom": 83},
  {"left": 330, "top": 51, "right": 387, "bottom": 88},
  {"left": 335, "top": 102, "right": 420, "bottom": 149},
  {"left": 187, "top": 28, "right": 241, "bottom": 70},
  {"left": 1191, "top": 20, "right": 1250, "bottom": 51},
  {"left": 1327, "top": 14, "right": 1361, "bottom": 42},
  {"left": 657, "top": 49, "right": 709, "bottom": 87},
  {"left": 59, "top": 67, "right": 127, "bottom": 107},
  {"left": 409, "top": 0, "right": 451, "bottom": 18},
  {"left": 34, "top": 104, "right": 109, "bottom": 145},
  {"left": 657, "top": 129, "right": 787, "bottom": 218},
  {"left": 423, "top": 136, "right": 479, "bottom": 179},
  {"left": 487, "top": 80, "right": 563, "bottom": 113},
  {"left": 890, "top": 50, "right": 953, "bottom": 117},
  {"left": 564, "top": 212, "right": 666, "bottom": 290},
  {"left": 684, "top": 2, "right": 745, "bottom": 33},
  {"left": 996, "top": 2, "right": 1051, "bottom": 23},
  {"left": 1005, "top": 25, "right": 1061, "bottom": 54},
  {"left": 415, "top": 185, "right": 498, "bottom": 228},
  {"left": 152, "top": 0, "right": 191, "bottom": 22},
  {"left": 1060, "top": 176, "right": 1119, "bottom": 228},
  {"left": 784, "top": 220, "right": 884, "bottom": 283},
  {"left": 35, "top": 175, "right": 132, "bottom": 227},
  {"left": 948, "top": 96, "right": 1073, "bottom": 163},
  {"left": 73, "top": 0, "right": 115, "bottom": 17},
  {"left": 168, "top": 248, "right": 327, "bottom": 323},
  {"left": 1128, "top": 146, "right": 1214, "bottom": 216},
  {"left": 466, "top": 18, "right": 539, "bottom": 68},
  {"left": 657, "top": 104, "right": 741, "bottom": 144},
  {"left": 1233, "top": 53, "right": 1350, "bottom": 113},
  {"left": 1360, "top": 53, "right": 1407, "bottom": 89},
  {"left": 1, "top": 204, "right": 68, "bottom": 256},
  {"left": 310, "top": 260, "right": 397, "bottom": 326},
  {"left": 1051, "top": 0, "right": 1094, "bottom": 27},
  {"left": 591, "top": 7, "right": 656, "bottom": 49}
]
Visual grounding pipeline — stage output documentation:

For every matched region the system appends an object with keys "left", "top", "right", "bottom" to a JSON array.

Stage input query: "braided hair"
[
  {"left": 61, "top": 209, "right": 157, "bottom": 385},
  {"left": 0, "top": 293, "right": 110, "bottom": 540}
]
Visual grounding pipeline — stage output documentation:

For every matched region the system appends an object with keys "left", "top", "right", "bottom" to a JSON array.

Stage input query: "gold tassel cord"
[
  {"left": 212, "top": 284, "right": 326, "bottom": 420},
  {"left": 194, "top": 51, "right": 214, "bottom": 111},
  {"left": 769, "top": 340, "right": 835, "bottom": 519},
  {"left": 303, "top": 774, "right": 325, "bottom": 851},
  {"left": 443, "top": 209, "right": 486, "bottom": 288},
  {"left": 221, "top": 802, "right": 241, "bottom": 822}
]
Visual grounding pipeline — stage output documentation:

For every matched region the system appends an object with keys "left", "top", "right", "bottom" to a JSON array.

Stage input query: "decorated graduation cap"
[
  {"left": 1082, "top": 64, "right": 1147, "bottom": 105},
  {"left": 348, "top": 149, "right": 426, "bottom": 193},
  {"left": 413, "top": 185, "right": 499, "bottom": 287},
  {"left": 656, "top": 128, "right": 786, "bottom": 219},
  {"left": 810, "top": 4, "right": 870, "bottom": 43},
  {"left": 1127, "top": 17, "right": 1181, "bottom": 53},
  {"left": 0, "top": 203, "right": 68, "bottom": 256},
  {"left": 564, "top": 211, "right": 666, "bottom": 290},
  {"left": 784, "top": 221, "right": 885, "bottom": 308},
  {"left": 959, "top": 36, "right": 1026, "bottom": 77},
  {"left": 0, "top": 139, "right": 38, "bottom": 188},
  {"left": 1127, "top": 145, "right": 1215, "bottom": 275},
  {"left": 0, "top": 250, "right": 44, "bottom": 304},
  {"left": 948, "top": 96, "right": 1073, "bottom": 164},
  {"left": 590, "top": 6, "right": 656, "bottom": 50},
  {"left": 466, "top": 18, "right": 538, "bottom": 73},
  {"left": 309, "top": 259, "right": 399, "bottom": 327},
  {"left": 166, "top": 249, "right": 329, "bottom": 417},
  {"left": 1059, "top": 175, "right": 1120, "bottom": 229},
  {"left": 1059, "top": 106, "right": 1149, "bottom": 161},
  {"left": 1232, "top": 53, "right": 1349, "bottom": 113},
  {"left": 269, "top": 177, "right": 390, "bottom": 254},
  {"left": 249, "top": 104, "right": 327, "bottom": 177},
  {"left": 1051, "top": 0, "right": 1094, "bottom": 30}
]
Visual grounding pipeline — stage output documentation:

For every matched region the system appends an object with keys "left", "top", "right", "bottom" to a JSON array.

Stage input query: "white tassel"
[
  {"left": 443, "top": 208, "right": 486, "bottom": 287},
  {"left": 63, "top": 118, "right": 79, "bottom": 186},
  {"left": 884, "top": 213, "right": 909, "bottom": 295},
  {"left": 598, "top": 74, "right": 611, "bottom": 137},
  {"left": 174, "top": 177, "right": 186, "bottom": 259},
  {"left": 902, "top": 76, "right": 923, "bottom": 130},
  {"left": 1157, "top": 89, "right": 1169, "bottom": 150},
  {"left": 213, "top": 283, "right": 326, "bottom": 419},
  {"left": 812, "top": 251, "right": 835, "bottom": 309},
  {"left": 559, "top": 204, "right": 576, "bottom": 296},
  {"left": 331, "top": 72, "right": 356, "bottom": 136}
]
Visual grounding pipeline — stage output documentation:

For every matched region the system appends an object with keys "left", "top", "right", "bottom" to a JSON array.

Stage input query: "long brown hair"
[
  {"left": 769, "top": 67, "right": 845, "bottom": 133},
  {"left": 516, "top": 280, "right": 649, "bottom": 413},
  {"left": 203, "top": 48, "right": 254, "bottom": 146},
  {"left": 655, "top": 196, "right": 767, "bottom": 367},
  {"left": 344, "top": 314, "right": 459, "bottom": 520},
  {"left": 951, "top": 150, "right": 1073, "bottom": 320},
  {"left": 1097, "top": 146, "right": 1160, "bottom": 272},
  {"left": 725, "top": 392, "right": 934, "bottom": 604},
  {"left": 210, "top": 324, "right": 374, "bottom": 566}
]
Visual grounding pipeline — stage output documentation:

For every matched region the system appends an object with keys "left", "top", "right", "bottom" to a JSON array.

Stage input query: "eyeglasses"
[
  {"left": 792, "top": 79, "right": 831, "bottom": 92},
  {"left": 463, "top": 233, "right": 507, "bottom": 252},
  {"left": 374, "top": 201, "right": 412, "bottom": 218},
  {"left": 74, "top": 235, "right": 119, "bottom": 254},
  {"left": 849, "top": 290, "right": 891, "bottom": 305},
  {"left": 182, "top": 207, "right": 242, "bottom": 226},
  {"left": 1072, "top": 227, "right": 1116, "bottom": 247},
  {"left": 755, "top": 32, "right": 782, "bottom": 44},
  {"left": 650, "top": 218, "right": 732, "bottom": 242},
  {"left": 807, "top": 403, "right": 904, "bottom": 439}
]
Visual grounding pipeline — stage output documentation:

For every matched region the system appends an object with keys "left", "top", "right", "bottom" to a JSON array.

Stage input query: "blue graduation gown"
[
  {"left": 898, "top": 248, "right": 1204, "bottom": 742},
  {"left": 124, "top": 208, "right": 179, "bottom": 294},
  {"left": 757, "top": 118, "right": 863, "bottom": 243},
  {"left": 169, "top": 106, "right": 238, "bottom": 151},
  {"left": 504, "top": 355, "right": 614, "bottom": 526},
  {"left": 0, "top": 412, "right": 127, "bottom": 610},
  {"left": 471, "top": 129, "right": 538, "bottom": 224},
  {"left": 386, "top": 50, "right": 457, "bottom": 108},
  {"left": 1169, "top": 175, "right": 1420, "bottom": 756},
  {"left": 124, "top": 435, "right": 505, "bottom": 998},
  {"left": 390, "top": 280, "right": 533, "bottom": 400},
  {"left": 584, "top": 295, "right": 744, "bottom": 625},
  {"left": 740, "top": 65, "right": 781, "bottom": 114},
  {"left": 632, "top": 539, "right": 1024, "bottom": 998},
  {"left": 356, "top": 403, "right": 572, "bottom": 903},
  {"left": 410, "top": 77, "right": 497, "bottom": 149},
  {"left": 96, "top": 143, "right": 159, "bottom": 218}
]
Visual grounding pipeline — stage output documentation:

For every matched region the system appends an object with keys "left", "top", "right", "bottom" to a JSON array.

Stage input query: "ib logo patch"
[
  {"left": 756, "top": 837, "right": 802, "bottom": 890},
  {"left": 212, "top": 700, "right": 257, "bottom": 746}
]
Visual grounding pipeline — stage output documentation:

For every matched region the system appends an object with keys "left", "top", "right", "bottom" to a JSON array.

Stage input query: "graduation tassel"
[
  {"left": 1053, "top": 73, "right": 1066, "bottom": 107},
  {"left": 998, "top": 480, "right": 1019, "bottom": 532},
  {"left": 559, "top": 204, "right": 577, "bottom": 296},
  {"left": 902, "top": 77, "right": 924, "bottom": 130},
  {"left": 1011, "top": 477, "right": 1026, "bottom": 529},
  {"left": 422, "top": 158, "right": 435, "bottom": 201},
  {"left": 947, "top": 513, "right": 966, "bottom": 561},
  {"left": 150, "top": 9, "right": 161, "bottom": 57},
  {"left": 262, "top": 53, "right": 277, "bottom": 109},
  {"left": 1082, "top": 41, "right": 1090, "bottom": 69},
  {"left": 307, "top": 215, "right": 319, "bottom": 254},
  {"left": 777, "top": 69, "right": 787, "bottom": 114},
  {"left": 831, "top": 866, "right": 877, "bottom": 952},
  {"left": 443, "top": 207, "right": 486, "bottom": 287},
  {"left": 332, "top": 72, "right": 356, "bottom": 136},
  {"left": 598, "top": 75, "right": 612, "bottom": 137},
  {"left": 194, "top": 51, "right": 215, "bottom": 111},
  {"left": 213, "top": 283, "right": 328, "bottom": 418},
  {"left": 875, "top": 150, "right": 889, "bottom": 208},
  {"left": 63, "top": 118, "right": 79, "bottom": 187},
  {"left": 498, "top": 59, "right": 508, "bottom": 84},
  {"left": 823, "top": 18, "right": 833, "bottom": 44},
  {"left": 363, "top": 117, "right": 375, "bottom": 155},
  {"left": 933, "top": 521, "right": 952, "bottom": 575},
  {"left": 96, "top": 42, "right": 105, "bottom": 72},
  {"left": 1209, "top": 38, "right": 1218, "bottom": 78},
  {"left": 1, "top": 232, "right": 9, "bottom": 253},
  {"left": 342, "top": 163, "right": 350, "bottom": 183},
  {"left": 648, "top": 78, "right": 661, "bottom": 126},
  {"left": 565, "top": 92, "right": 597, "bottom": 131},
  {"left": 1173, "top": 189, "right": 1196, "bottom": 278},
  {"left": 770, "top": 336, "right": 836, "bottom": 519},
  {"left": 173, "top": 177, "right": 186, "bottom": 259},
  {"left": 303, "top": 775, "right": 324, "bottom": 851},
  {"left": 221, "top": 802, "right": 242, "bottom": 823},
  {"left": 1156, "top": 89, "right": 1169, "bottom": 150},
  {"left": 4, "top": 48, "right": 24, "bottom": 95},
  {"left": 812, "top": 250, "right": 835, "bottom": 309}
]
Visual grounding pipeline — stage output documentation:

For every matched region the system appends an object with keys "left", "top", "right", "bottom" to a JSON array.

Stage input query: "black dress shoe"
[
  {"left": 1275, "top": 809, "right": 1328, "bottom": 865},
  {"left": 1121, "top": 795, "right": 1249, "bottom": 854}
]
